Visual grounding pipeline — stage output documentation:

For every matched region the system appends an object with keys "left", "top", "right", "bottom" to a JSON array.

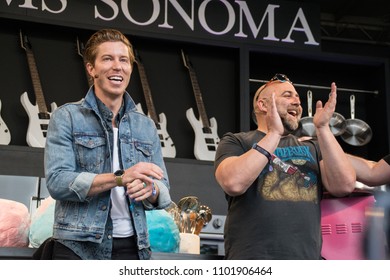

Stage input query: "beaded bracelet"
[{"left": 151, "top": 181, "right": 157, "bottom": 196}]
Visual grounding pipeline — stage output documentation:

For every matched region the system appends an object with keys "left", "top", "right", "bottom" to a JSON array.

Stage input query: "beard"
[{"left": 281, "top": 115, "right": 300, "bottom": 134}]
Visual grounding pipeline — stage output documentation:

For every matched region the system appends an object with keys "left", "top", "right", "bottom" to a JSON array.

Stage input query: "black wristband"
[{"left": 252, "top": 143, "right": 273, "bottom": 164}]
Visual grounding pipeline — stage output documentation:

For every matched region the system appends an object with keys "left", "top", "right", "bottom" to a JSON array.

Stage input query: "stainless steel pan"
[
  {"left": 299, "top": 90, "right": 316, "bottom": 137},
  {"left": 341, "top": 95, "right": 372, "bottom": 146},
  {"left": 329, "top": 112, "right": 346, "bottom": 136}
]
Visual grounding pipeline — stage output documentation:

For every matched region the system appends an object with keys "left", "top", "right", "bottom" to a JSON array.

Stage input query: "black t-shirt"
[{"left": 215, "top": 130, "right": 323, "bottom": 260}]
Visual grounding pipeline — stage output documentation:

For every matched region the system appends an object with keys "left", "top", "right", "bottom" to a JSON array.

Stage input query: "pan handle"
[
  {"left": 350, "top": 94, "right": 355, "bottom": 120},
  {"left": 307, "top": 90, "right": 313, "bottom": 117}
]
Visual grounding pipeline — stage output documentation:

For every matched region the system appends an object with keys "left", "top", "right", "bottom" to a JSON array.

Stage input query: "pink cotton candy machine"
[{"left": 321, "top": 190, "right": 375, "bottom": 260}]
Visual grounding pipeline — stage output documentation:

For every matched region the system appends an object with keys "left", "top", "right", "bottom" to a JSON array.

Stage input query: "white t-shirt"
[{"left": 110, "top": 127, "right": 134, "bottom": 237}]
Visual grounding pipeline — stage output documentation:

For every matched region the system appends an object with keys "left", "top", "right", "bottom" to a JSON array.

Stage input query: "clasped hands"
[{"left": 122, "top": 162, "right": 163, "bottom": 202}]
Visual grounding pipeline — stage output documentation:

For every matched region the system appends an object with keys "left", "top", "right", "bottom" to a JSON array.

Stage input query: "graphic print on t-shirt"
[{"left": 260, "top": 145, "right": 319, "bottom": 203}]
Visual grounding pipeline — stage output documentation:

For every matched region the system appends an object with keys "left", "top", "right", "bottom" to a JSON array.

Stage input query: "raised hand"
[
  {"left": 265, "top": 92, "right": 284, "bottom": 136},
  {"left": 313, "top": 82, "right": 337, "bottom": 129}
]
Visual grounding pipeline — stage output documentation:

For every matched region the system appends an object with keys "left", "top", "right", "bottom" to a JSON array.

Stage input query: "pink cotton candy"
[{"left": 0, "top": 199, "right": 30, "bottom": 247}]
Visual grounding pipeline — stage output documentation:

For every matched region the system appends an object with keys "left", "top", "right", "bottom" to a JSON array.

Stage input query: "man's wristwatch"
[{"left": 114, "top": 169, "right": 124, "bottom": 186}]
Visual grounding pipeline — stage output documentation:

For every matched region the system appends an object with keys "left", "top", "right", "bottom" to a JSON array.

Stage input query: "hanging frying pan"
[
  {"left": 329, "top": 112, "right": 346, "bottom": 136},
  {"left": 299, "top": 90, "right": 316, "bottom": 137},
  {"left": 341, "top": 95, "right": 372, "bottom": 146}
]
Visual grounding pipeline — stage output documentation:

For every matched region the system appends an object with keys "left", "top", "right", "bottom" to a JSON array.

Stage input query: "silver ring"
[{"left": 142, "top": 182, "right": 147, "bottom": 188}]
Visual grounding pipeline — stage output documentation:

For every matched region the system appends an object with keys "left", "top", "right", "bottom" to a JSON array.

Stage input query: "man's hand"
[
  {"left": 264, "top": 92, "right": 284, "bottom": 136},
  {"left": 313, "top": 82, "right": 337, "bottom": 129},
  {"left": 122, "top": 162, "right": 163, "bottom": 186}
]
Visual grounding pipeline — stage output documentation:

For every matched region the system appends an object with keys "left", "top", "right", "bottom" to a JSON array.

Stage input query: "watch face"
[{"left": 114, "top": 169, "right": 124, "bottom": 176}]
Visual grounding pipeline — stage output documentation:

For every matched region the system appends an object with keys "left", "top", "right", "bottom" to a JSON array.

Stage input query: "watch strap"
[
  {"left": 114, "top": 170, "right": 124, "bottom": 186},
  {"left": 115, "top": 175, "right": 123, "bottom": 186}
]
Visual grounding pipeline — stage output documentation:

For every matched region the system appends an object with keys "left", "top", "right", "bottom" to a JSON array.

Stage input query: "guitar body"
[
  {"left": 136, "top": 103, "right": 144, "bottom": 114},
  {"left": 186, "top": 107, "right": 219, "bottom": 161},
  {"left": 21, "top": 92, "right": 57, "bottom": 148},
  {"left": 0, "top": 99, "right": 11, "bottom": 145},
  {"left": 134, "top": 49, "right": 176, "bottom": 158},
  {"left": 181, "top": 50, "right": 220, "bottom": 161},
  {"left": 136, "top": 103, "right": 176, "bottom": 158}
]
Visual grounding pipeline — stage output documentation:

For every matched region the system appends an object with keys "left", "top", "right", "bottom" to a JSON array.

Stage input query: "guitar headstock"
[
  {"left": 76, "top": 37, "right": 85, "bottom": 58},
  {"left": 19, "top": 30, "right": 32, "bottom": 51},
  {"left": 181, "top": 49, "right": 193, "bottom": 70}
]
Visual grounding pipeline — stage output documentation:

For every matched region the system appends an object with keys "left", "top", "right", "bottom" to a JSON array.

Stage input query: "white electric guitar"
[
  {"left": 134, "top": 49, "right": 176, "bottom": 158},
  {"left": 181, "top": 49, "right": 219, "bottom": 161},
  {"left": 20, "top": 30, "right": 57, "bottom": 148},
  {"left": 0, "top": 99, "right": 11, "bottom": 145}
]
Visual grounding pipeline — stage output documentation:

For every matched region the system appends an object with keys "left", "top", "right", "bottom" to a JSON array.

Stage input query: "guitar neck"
[
  {"left": 137, "top": 62, "right": 159, "bottom": 123},
  {"left": 76, "top": 38, "right": 92, "bottom": 87},
  {"left": 188, "top": 69, "right": 210, "bottom": 128},
  {"left": 25, "top": 50, "right": 48, "bottom": 113}
]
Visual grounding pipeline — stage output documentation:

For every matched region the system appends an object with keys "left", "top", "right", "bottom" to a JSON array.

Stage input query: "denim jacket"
[{"left": 44, "top": 88, "right": 172, "bottom": 259}]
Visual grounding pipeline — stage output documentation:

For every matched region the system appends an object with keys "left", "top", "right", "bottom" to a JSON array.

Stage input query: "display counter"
[{"left": 0, "top": 247, "right": 223, "bottom": 260}]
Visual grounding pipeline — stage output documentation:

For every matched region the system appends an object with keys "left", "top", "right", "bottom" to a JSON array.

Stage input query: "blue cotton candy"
[
  {"left": 146, "top": 209, "right": 180, "bottom": 253},
  {"left": 29, "top": 197, "right": 55, "bottom": 248}
]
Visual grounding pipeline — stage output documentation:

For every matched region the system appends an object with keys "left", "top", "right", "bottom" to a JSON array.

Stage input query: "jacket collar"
[{"left": 81, "top": 86, "right": 138, "bottom": 116}]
